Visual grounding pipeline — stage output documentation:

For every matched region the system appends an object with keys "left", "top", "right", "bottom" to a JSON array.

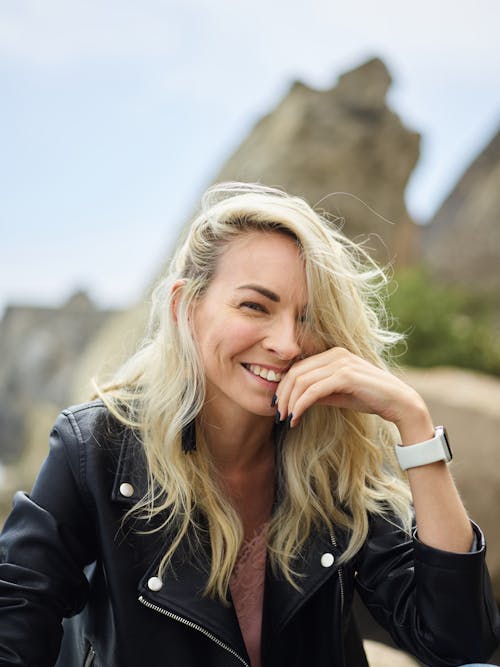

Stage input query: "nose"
[{"left": 264, "top": 315, "right": 302, "bottom": 361}]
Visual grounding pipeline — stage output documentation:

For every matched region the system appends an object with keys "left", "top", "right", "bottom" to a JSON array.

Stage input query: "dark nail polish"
[
  {"left": 286, "top": 413, "right": 293, "bottom": 428},
  {"left": 271, "top": 394, "right": 278, "bottom": 407},
  {"left": 274, "top": 410, "right": 281, "bottom": 424}
]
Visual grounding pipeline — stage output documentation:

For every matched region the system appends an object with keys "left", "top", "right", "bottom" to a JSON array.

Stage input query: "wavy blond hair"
[{"left": 96, "top": 182, "right": 412, "bottom": 600}]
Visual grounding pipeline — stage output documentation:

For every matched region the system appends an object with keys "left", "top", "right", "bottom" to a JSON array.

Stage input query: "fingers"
[
  {"left": 273, "top": 347, "right": 410, "bottom": 427},
  {"left": 274, "top": 347, "right": 354, "bottom": 427}
]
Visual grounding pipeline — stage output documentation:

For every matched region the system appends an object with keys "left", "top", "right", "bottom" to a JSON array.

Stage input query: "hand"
[
  {"left": 275, "top": 348, "right": 475, "bottom": 552},
  {"left": 275, "top": 347, "right": 431, "bottom": 438}
]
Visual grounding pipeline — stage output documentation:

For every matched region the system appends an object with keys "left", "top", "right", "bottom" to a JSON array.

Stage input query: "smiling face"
[{"left": 192, "top": 231, "right": 314, "bottom": 426}]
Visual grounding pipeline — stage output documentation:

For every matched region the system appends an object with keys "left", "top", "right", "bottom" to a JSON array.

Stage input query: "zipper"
[
  {"left": 138, "top": 595, "right": 249, "bottom": 667},
  {"left": 83, "top": 645, "right": 95, "bottom": 667},
  {"left": 329, "top": 530, "right": 345, "bottom": 612}
]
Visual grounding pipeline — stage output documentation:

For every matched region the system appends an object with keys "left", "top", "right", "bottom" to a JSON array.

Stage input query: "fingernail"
[
  {"left": 285, "top": 413, "right": 293, "bottom": 428},
  {"left": 274, "top": 410, "right": 281, "bottom": 424},
  {"left": 271, "top": 394, "right": 278, "bottom": 407}
]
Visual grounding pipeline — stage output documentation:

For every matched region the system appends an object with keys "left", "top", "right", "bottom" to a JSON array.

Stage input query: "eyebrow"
[{"left": 237, "top": 284, "right": 280, "bottom": 302}]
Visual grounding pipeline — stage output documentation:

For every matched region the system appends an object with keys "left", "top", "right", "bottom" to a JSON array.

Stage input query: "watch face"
[{"left": 438, "top": 426, "right": 453, "bottom": 462}]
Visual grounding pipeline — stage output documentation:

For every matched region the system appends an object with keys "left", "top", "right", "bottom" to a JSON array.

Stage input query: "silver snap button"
[
  {"left": 147, "top": 576, "right": 163, "bottom": 592},
  {"left": 321, "top": 552, "right": 335, "bottom": 568},
  {"left": 119, "top": 482, "right": 134, "bottom": 498}
]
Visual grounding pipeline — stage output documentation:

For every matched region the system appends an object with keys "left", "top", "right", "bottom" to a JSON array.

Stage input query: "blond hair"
[{"left": 96, "top": 182, "right": 412, "bottom": 600}]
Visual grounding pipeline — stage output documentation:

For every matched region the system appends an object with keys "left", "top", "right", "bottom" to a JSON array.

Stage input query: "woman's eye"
[{"left": 241, "top": 302, "right": 267, "bottom": 313}]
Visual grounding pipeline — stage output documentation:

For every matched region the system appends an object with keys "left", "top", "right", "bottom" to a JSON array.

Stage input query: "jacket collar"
[
  {"left": 263, "top": 530, "right": 344, "bottom": 636},
  {"left": 110, "top": 425, "right": 345, "bottom": 659},
  {"left": 139, "top": 530, "right": 249, "bottom": 660},
  {"left": 110, "top": 428, "right": 248, "bottom": 656},
  {"left": 110, "top": 427, "right": 148, "bottom": 504},
  {"left": 136, "top": 525, "right": 344, "bottom": 663}
]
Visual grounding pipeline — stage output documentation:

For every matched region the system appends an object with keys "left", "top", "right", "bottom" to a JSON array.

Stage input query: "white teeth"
[{"left": 247, "top": 364, "right": 282, "bottom": 382}]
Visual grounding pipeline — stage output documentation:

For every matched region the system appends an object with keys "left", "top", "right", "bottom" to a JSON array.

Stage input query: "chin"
[{"left": 246, "top": 403, "right": 275, "bottom": 418}]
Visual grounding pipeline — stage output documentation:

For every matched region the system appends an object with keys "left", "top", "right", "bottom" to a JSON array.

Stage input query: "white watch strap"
[{"left": 395, "top": 426, "right": 452, "bottom": 470}]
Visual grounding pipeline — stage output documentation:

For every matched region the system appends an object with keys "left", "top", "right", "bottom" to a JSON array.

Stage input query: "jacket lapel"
[
  {"left": 110, "top": 427, "right": 248, "bottom": 661},
  {"left": 110, "top": 425, "right": 343, "bottom": 660},
  {"left": 110, "top": 427, "right": 148, "bottom": 504},
  {"left": 138, "top": 533, "right": 248, "bottom": 661},
  {"left": 263, "top": 528, "right": 344, "bottom": 636}
]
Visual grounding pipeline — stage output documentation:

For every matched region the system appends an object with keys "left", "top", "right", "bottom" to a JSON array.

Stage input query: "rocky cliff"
[
  {"left": 214, "top": 57, "right": 420, "bottom": 266},
  {"left": 401, "top": 367, "right": 500, "bottom": 603},
  {"left": 0, "top": 292, "right": 117, "bottom": 465},
  {"left": 423, "top": 126, "right": 500, "bottom": 293}
]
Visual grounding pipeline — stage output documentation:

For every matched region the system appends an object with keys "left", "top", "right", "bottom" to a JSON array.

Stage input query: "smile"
[{"left": 243, "top": 364, "right": 283, "bottom": 382}]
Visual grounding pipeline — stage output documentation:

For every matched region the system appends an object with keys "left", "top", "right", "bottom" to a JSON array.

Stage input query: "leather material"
[{"left": 0, "top": 400, "right": 499, "bottom": 666}]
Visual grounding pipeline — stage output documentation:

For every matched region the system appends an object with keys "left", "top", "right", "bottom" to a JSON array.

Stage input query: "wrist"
[
  {"left": 395, "top": 426, "right": 453, "bottom": 470},
  {"left": 395, "top": 403, "right": 434, "bottom": 446}
]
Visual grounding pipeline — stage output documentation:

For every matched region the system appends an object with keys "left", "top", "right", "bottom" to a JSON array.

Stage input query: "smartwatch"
[{"left": 395, "top": 426, "right": 453, "bottom": 471}]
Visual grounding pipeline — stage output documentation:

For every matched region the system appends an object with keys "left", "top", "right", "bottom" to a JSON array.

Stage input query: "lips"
[{"left": 243, "top": 363, "right": 283, "bottom": 382}]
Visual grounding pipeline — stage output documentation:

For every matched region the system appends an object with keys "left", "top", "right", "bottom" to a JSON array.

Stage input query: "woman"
[{"left": 0, "top": 182, "right": 498, "bottom": 666}]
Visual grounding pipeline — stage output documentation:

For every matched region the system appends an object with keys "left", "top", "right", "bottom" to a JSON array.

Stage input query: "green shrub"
[{"left": 386, "top": 269, "right": 500, "bottom": 376}]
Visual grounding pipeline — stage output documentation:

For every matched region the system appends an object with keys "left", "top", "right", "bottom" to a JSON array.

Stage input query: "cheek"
[
  {"left": 206, "top": 319, "right": 263, "bottom": 359},
  {"left": 229, "top": 319, "right": 264, "bottom": 350}
]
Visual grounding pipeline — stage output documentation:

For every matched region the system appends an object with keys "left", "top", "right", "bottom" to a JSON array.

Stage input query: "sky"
[{"left": 1, "top": 0, "right": 499, "bottom": 316}]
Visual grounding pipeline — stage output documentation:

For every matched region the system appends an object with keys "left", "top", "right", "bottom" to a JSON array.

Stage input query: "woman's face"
[{"left": 192, "top": 231, "right": 315, "bottom": 423}]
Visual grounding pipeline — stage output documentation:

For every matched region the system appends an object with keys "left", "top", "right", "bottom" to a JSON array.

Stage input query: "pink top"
[{"left": 229, "top": 524, "right": 268, "bottom": 667}]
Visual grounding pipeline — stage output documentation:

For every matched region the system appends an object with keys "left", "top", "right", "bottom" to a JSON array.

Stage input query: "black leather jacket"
[{"left": 0, "top": 401, "right": 499, "bottom": 666}]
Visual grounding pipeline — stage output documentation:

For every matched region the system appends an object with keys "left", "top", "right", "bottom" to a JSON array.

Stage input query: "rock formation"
[
  {"left": 423, "top": 126, "right": 500, "bottom": 293},
  {"left": 400, "top": 366, "right": 500, "bottom": 601},
  {"left": 214, "top": 57, "right": 421, "bottom": 266},
  {"left": 0, "top": 291, "right": 116, "bottom": 465},
  {"left": 70, "top": 300, "right": 150, "bottom": 403}
]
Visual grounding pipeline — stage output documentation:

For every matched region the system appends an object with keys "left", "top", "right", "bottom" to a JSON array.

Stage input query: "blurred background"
[{"left": 1, "top": 1, "right": 499, "bottom": 663}]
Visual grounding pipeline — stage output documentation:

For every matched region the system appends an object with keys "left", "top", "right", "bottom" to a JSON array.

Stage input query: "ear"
[{"left": 170, "top": 279, "right": 187, "bottom": 323}]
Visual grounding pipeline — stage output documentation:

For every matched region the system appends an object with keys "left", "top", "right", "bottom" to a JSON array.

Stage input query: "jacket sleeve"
[
  {"left": 354, "top": 511, "right": 500, "bottom": 666},
  {"left": 0, "top": 411, "right": 98, "bottom": 666}
]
